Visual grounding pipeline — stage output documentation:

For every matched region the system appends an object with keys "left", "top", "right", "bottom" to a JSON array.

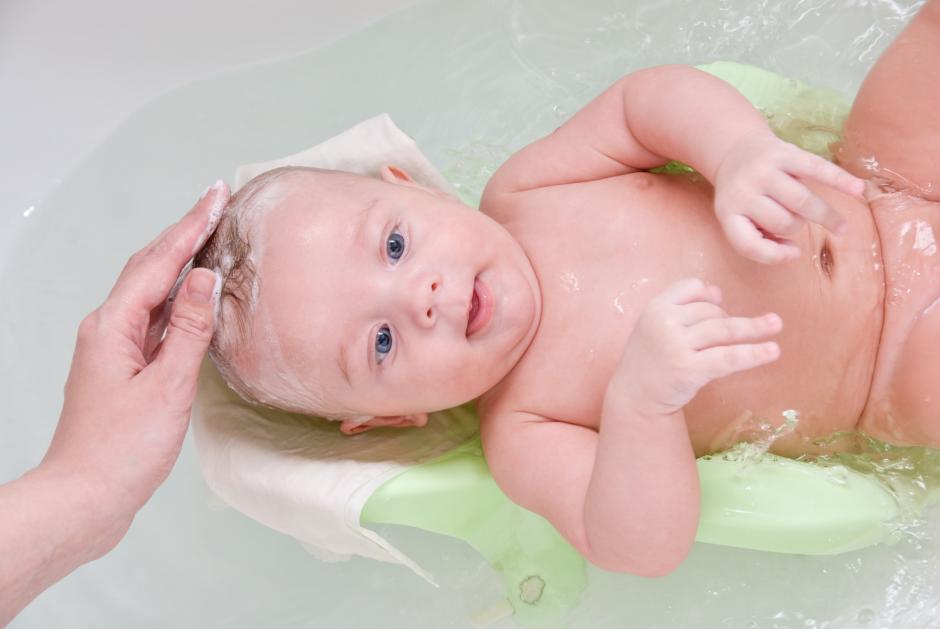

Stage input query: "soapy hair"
[
  {"left": 193, "top": 169, "right": 284, "bottom": 402},
  {"left": 193, "top": 166, "right": 369, "bottom": 422}
]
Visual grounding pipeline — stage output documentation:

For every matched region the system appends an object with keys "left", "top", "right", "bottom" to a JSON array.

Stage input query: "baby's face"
[{"left": 247, "top": 171, "right": 541, "bottom": 423}]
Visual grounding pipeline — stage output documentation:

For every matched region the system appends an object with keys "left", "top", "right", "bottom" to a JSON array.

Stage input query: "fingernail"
[
  {"left": 186, "top": 268, "right": 217, "bottom": 303},
  {"left": 199, "top": 179, "right": 227, "bottom": 201}
]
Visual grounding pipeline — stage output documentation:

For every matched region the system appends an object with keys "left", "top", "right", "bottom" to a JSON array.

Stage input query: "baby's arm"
[
  {"left": 482, "top": 404, "right": 698, "bottom": 577},
  {"left": 482, "top": 279, "right": 782, "bottom": 576},
  {"left": 483, "top": 65, "right": 863, "bottom": 264},
  {"left": 483, "top": 65, "right": 769, "bottom": 194}
]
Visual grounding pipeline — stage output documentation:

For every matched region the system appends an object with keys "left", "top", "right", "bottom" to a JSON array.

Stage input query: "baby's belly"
[
  {"left": 492, "top": 173, "right": 886, "bottom": 457},
  {"left": 857, "top": 184, "right": 940, "bottom": 446},
  {"left": 685, "top": 180, "right": 885, "bottom": 456}
]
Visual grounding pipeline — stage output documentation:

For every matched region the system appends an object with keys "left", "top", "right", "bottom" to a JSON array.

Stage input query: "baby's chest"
[{"left": 486, "top": 174, "right": 717, "bottom": 426}]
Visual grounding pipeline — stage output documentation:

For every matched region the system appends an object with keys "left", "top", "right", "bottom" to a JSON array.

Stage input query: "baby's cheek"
[{"left": 429, "top": 352, "right": 484, "bottom": 401}]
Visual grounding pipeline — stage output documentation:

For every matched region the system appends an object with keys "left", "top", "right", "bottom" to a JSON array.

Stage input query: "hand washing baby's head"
[{"left": 194, "top": 165, "right": 541, "bottom": 434}]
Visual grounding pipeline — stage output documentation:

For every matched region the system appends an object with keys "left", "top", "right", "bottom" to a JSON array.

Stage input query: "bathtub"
[{"left": 2, "top": 0, "right": 937, "bottom": 626}]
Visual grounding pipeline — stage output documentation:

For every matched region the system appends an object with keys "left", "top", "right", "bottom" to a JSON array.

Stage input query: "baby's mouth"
[
  {"left": 466, "top": 285, "right": 480, "bottom": 336},
  {"left": 466, "top": 276, "right": 494, "bottom": 338}
]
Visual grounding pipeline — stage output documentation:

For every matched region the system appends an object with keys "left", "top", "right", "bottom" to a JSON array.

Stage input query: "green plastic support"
[
  {"left": 361, "top": 437, "right": 586, "bottom": 627},
  {"left": 362, "top": 437, "right": 900, "bottom": 626}
]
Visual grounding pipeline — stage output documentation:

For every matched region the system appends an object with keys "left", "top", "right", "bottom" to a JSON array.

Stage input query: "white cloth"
[
  {"left": 233, "top": 113, "right": 457, "bottom": 194},
  {"left": 191, "top": 114, "right": 478, "bottom": 583}
]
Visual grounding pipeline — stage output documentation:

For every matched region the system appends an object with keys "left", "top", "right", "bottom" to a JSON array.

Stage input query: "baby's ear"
[
  {"left": 379, "top": 165, "right": 455, "bottom": 200},
  {"left": 379, "top": 164, "right": 416, "bottom": 184},
  {"left": 340, "top": 412, "right": 429, "bottom": 435}
]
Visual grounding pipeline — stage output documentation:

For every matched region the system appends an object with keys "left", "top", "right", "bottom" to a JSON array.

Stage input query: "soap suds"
[{"left": 192, "top": 180, "right": 230, "bottom": 255}]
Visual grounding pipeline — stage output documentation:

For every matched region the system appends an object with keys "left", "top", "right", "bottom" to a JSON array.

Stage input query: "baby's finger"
[
  {"left": 721, "top": 214, "right": 800, "bottom": 264},
  {"left": 675, "top": 301, "right": 727, "bottom": 326},
  {"left": 695, "top": 341, "right": 781, "bottom": 380},
  {"left": 784, "top": 148, "right": 865, "bottom": 198},
  {"left": 687, "top": 313, "right": 782, "bottom": 350},
  {"left": 767, "top": 174, "right": 845, "bottom": 235},
  {"left": 747, "top": 196, "right": 805, "bottom": 236},
  {"left": 656, "top": 278, "right": 721, "bottom": 307}
]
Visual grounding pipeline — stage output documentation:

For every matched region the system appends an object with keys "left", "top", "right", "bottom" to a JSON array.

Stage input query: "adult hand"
[
  {"left": 43, "top": 180, "right": 230, "bottom": 548},
  {"left": 0, "top": 181, "right": 231, "bottom": 625}
]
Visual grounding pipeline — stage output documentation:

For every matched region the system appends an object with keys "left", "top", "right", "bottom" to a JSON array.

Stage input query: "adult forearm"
[
  {"left": 582, "top": 384, "right": 700, "bottom": 577},
  {"left": 0, "top": 466, "right": 130, "bottom": 625},
  {"left": 620, "top": 64, "right": 773, "bottom": 181}
]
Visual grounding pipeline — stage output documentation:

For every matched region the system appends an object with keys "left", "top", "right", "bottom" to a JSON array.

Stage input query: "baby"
[{"left": 194, "top": 1, "right": 940, "bottom": 577}]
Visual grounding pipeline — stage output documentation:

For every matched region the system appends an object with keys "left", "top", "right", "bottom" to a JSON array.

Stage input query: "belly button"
[{"left": 819, "top": 241, "right": 834, "bottom": 277}]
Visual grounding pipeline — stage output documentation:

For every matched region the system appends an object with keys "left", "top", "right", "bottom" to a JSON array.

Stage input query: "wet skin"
[
  {"left": 233, "top": 1, "right": 940, "bottom": 576},
  {"left": 479, "top": 171, "right": 893, "bottom": 458}
]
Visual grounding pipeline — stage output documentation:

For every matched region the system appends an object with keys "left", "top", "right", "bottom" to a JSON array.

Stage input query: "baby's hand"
[
  {"left": 613, "top": 278, "right": 782, "bottom": 417},
  {"left": 713, "top": 131, "right": 865, "bottom": 264}
]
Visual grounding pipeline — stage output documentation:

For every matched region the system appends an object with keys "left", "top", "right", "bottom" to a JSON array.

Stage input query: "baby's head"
[{"left": 194, "top": 165, "right": 540, "bottom": 434}]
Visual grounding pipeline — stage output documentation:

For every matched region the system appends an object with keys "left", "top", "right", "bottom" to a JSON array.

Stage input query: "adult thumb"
[{"left": 154, "top": 267, "right": 217, "bottom": 399}]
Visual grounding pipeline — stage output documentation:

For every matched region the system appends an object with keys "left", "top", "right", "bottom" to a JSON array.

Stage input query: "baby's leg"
[{"left": 836, "top": 0, "right": 940, "bottom": 200}]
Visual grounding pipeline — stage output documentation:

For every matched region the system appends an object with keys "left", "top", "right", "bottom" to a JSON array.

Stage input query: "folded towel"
[{"left": 192, "top": 114, "right": 478, "bottom": 584}]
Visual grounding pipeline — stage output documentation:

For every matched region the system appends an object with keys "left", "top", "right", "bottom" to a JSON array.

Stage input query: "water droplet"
[
  {"left": 613, "top": 294, "right": 625, "bottom": 314},
  {"left": 558, "top": 271, "right": 580, "bottom": 292}
]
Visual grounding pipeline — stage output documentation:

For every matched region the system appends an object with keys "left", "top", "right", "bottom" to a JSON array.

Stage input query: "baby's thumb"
[{"left": 154, "top": 268, "right": 217, "bottom": 400}]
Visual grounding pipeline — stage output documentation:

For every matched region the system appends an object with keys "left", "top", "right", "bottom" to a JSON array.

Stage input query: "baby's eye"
[
  {"left": 375, "top": 325, "right": 393, "bottom": 363},
  {"left": 386, "top": 230, "right": 406, "bottom": 261}
]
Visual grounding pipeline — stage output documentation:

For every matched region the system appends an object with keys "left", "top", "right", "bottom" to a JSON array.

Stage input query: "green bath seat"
[
  {"left": 362, "top": 436, "right": 901, "bottom": 626},
  {"left": 363, "top": 61, "right": 906, "bottom": 627}
]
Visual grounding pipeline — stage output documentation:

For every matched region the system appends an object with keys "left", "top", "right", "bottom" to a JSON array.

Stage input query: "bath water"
[{"left": 2, "top": 0, "right": 936, "bottom": 626}]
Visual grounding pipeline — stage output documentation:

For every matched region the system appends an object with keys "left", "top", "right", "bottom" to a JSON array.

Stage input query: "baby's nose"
[
  {"left": 410, "top": 272, "right": 442, "bottom": 329},
  {"left": 410, "top": 272, "right": 465, "bottom": 330}
]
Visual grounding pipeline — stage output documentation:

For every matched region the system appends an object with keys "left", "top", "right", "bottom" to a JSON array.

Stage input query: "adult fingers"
[
  {"left": 148, "top": 267, "right": 218, "bottom": 404},
  {"left": 766, "top": 174, "right": 846, "bottom": 235},
  {"left": 143, "top": 261, "right": 192, "bottom": 360},
  {"left": 106, "top": 181, "right": 230, "bottom": 326}
]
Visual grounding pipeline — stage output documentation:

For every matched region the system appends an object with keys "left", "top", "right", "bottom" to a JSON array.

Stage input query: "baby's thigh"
[
  {"left": 856, "top": 317, "right": 940, "bottom": 449},
  {"left": 836, "top": 1, "right": 940, "bottom": 201},
  {"left": 856, "top": 192, "right": 940, "bottom": 448}
]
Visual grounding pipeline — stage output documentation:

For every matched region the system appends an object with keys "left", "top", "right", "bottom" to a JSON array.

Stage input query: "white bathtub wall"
[{"left": 0, "top": 0, "right": 421, "bottom": 260}]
